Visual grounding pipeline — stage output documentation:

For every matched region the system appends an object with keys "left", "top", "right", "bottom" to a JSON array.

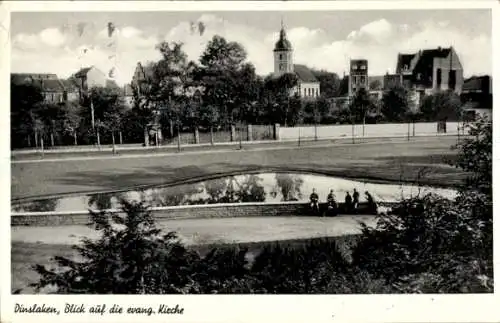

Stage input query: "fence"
[
  {"left": 169, "top": 124, "right": 277, "bottom": 145},
  {"left": 278, "top": 122, "right": 467, "bottom": 141}
]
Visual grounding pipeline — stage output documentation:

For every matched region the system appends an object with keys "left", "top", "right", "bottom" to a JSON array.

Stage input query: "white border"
[{"left": 1, "top": 1, "right": 499, "bottom": 323}]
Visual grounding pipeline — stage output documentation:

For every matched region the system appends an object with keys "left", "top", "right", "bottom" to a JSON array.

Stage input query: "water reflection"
[
  {"left": 11, "top": 172, "right": 458, "bottom": 213},
  {"left": 12, "top": 198, "right": 59, "bottom": 212},
  {"left": 273, "top": 174, "right": 303, "bottom": 201}
]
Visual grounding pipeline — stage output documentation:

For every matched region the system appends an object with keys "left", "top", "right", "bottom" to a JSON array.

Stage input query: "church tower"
[{"left": 273, "top": 21, "right": 293, "bottom": 77}]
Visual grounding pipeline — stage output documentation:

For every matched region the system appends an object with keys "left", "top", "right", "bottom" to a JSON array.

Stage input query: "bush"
[
  {"left": 351, "top": 117, "right": 493, "bottom": 293},
  {"left": 32, "top": 200, "right": 201, "bottom": 294}
]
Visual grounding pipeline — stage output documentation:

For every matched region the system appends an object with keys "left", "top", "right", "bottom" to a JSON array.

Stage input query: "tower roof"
[{"left": 274, "top": 24, "right": 292, "bottom": 52}]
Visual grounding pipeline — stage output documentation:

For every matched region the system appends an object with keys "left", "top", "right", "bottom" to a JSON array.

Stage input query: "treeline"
[{"left": 11, "top": 35, "right": 463, "bottom": 149}]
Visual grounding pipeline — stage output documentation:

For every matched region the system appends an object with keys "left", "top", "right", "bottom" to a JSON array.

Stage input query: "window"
[
  {"left": 449, "top": 70, "right": 456, "bottom": 90},
  {"left": 308, "top": 88, "right": 311, "bottom": 96},
  {"left": 304, "top": 88, "right": 307, "bottom": 97},
  {"left": 360, "top": 76, "right": 366, "bottom": 84},
  {"left": 279, "top": 54, "right": 283, "bottom": 60},
  {"left": 436, "top": 68, "right": 442, "bottom": 88},
  {"left": 315, "top": 88, "right": 319, "bottom": 97},
  {"left": 360, "top": 65, "right": 366, "bottom": 70}
]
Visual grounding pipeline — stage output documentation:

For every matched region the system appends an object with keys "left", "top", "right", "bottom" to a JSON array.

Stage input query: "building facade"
[
  {"left": 348, "top": 59, "right": 369, "bottom": 97},
  {"left": 11, "top": 73, "right": 67, "bottom": 105},
  {"left": 460, "top": 75, "right": 492, "bottom": 121},
  {"left": 273, "top": 24, "right": 320, "bottom": 99},
  {"left": 73, "top": 66, "right": 108, "bottom": 94},
  {"left": 395, "top": 47, "right": 464, "bottom": 106}
]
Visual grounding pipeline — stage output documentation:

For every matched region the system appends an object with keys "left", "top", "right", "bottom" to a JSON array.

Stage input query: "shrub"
[
  {"left": 32, "top": 200, "right": 201, "bottom": 294},
  {"left": 351, "top": 117, "right": 493, "bottom": 293},
  {"left": 250, "top": 239, "right": 350, "bottom": 293}
]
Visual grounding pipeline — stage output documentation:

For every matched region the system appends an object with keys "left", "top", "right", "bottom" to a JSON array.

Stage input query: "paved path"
[{"left": 11, "top": 215, "right": 376, "bottom": 246}]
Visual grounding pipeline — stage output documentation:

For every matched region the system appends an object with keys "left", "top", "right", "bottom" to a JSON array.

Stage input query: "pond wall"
[{"left": 11, "top": 201, "right": 391, "bottom": 226}]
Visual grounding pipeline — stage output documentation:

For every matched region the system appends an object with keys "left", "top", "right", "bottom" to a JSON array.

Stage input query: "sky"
[{"left": 10, "top": 10, "right": 492, "bottom": 86}]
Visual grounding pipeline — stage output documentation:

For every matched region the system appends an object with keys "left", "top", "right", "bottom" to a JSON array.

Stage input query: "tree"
[
  {"left": 32, "top": 201, "right": 201, "bottom": 294},
  {"left": 381, "top": 85, "right": 410, "bottom": 122},
  {"left": 453, "top": 115, "right": 492, "bottom": 199},
  {"left": 198, "top": 35, "right": 259, "bottom": 126},
  {"left": 349, "top": 88, "right": 374, "bottom": 136},
  {"left": 153, "top": 42, "right": 199, "bottom": 147},
  {"left": 310, "top": 69, "right": 341, "bottom": 98},
  {"left": 419, "top": 90, "right": 461, "bottom": 121},
  {"left": 199, "top": 35, "right": 246, "bottom": 71},
  {"left": 130, "top": 61, "right": 161, "bottom": 146},
  {"left": 10, "top": 81, "right": 44, "bottom": 148},
  {"left": 200, "top": 104, "right": 220, "bottom": 145},
  {"left": 89, "top": 86, "right": 127, "bottom": 150},
  {"left": 61, "top": 101, "right": 84, "bottom": 145},
  {"left": 263, "top": 72, "right": 299, "bottom": 126}
]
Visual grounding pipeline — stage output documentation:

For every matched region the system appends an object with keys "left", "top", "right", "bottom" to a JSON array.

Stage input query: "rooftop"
[
  {"left": 293, "top": 64, "right": 318, "bottom": 83},
  {"left": 274, "top": 27, "right": 292, "bottom": 52}
]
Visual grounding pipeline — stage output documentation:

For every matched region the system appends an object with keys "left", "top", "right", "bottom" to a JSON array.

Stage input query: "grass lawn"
[{"left": 11, "top": 136, "right": 465, "bottom": 201}]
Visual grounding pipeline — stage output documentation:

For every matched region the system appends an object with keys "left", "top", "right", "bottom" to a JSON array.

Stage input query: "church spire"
[{"left": 279, "top": 18, "right": 287, "bottom": 40}]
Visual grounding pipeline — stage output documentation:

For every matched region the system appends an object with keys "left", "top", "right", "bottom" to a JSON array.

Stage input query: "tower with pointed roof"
[
  {"left": 272, "top": 22, "right": 320, "bottom": 99},
  {"left": 273, "top": 21, "right": 294, "bottom": 77}
]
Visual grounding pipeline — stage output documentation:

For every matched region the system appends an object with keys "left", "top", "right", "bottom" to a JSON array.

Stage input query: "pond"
[{"left": 11, "top": 172, "right": 457, "bottom": 213}]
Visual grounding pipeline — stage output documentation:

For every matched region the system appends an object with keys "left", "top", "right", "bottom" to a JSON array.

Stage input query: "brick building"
[
  {"left": 11, "top": 73, "right": 68, "bottom": 104},
  {"left": 394, "top": 46, "right": 464, "bottom": 106}
]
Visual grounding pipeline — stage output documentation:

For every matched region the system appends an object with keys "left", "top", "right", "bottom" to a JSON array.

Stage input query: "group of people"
[{"left": 309, "top": 188, "right": 377, "bottom": 214}]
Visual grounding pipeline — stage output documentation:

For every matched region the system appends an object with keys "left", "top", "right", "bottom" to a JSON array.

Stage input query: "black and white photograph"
[{"left": 1, "top": 0, "right": 497, "bottom": 322}]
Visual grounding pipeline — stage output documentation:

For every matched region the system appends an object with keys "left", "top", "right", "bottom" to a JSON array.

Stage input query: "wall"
[
  {"left": 86, "top": 68, "right": 107, "bottom": 88},
  {"left": 274, "top": 50, "right": 294, "bottom": 77},
  {"left": 279, "top": 122, "right": 463, "bottom": 140},
  {"left": 432, "top": 48, "right": 464, "bottom": 94},
  {"left": 11, "top": 201, "right": 392, "bottom": 227},
  {"left": 12, "top": 202, "right": 311, "bottom": 226},
  {"left": 176, "top": 125, "right": 275, "bottom": 145},
  {"left": 298, "top": 82, "right": 320, "bottom": 98}
]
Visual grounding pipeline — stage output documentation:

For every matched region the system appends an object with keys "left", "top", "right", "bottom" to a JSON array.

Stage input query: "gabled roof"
[
  {"left": 33, "top": 79, "right": 65, "bottom": 93},
  {"left": 396, "top": 54, "right": 416, "bottom": 72},
  {"left": 11, "top": 73, "right": 59, "bottom": 85},
  {"left": 413, "top": 48, "right": 451, "bottom": 74},
  {"left": 462, "top": 75, "right": 491, "bottom": 93},
  {"left": 11, "top": 73, "right": 65, "bottom": 92},
  {"left": 293, "top": 64, "right": 318, "bottom": 83},
  {"left": 74, "top": 67, "right": 93, "bottom": 78},
  {"left": 60, "top": 79, "right": 80, "bottom": 92}
]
